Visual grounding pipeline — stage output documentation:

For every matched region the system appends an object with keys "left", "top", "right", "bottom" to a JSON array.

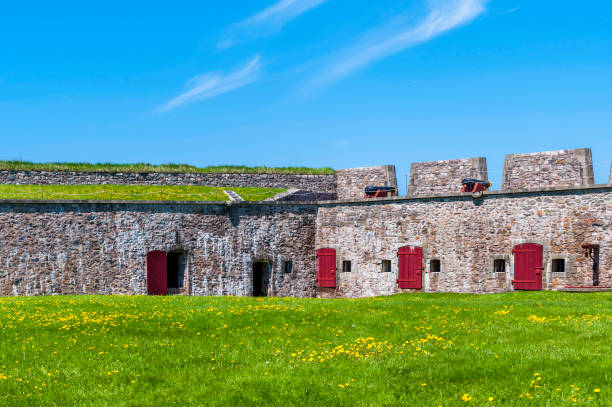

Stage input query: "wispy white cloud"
[
  {"left": 219, "top": 0, "right": 329, "bottom": 49},
  {"left": 303, "top": 0, "right": 487, "bottom": 91},
  {"left": 157, "top": 56, "right": 262, "bottom": 112},
  {"left": 503, "top": 7, "right": 519, "bottom": 14},
  {"left": 332, "top": 139, "right": 351, "bottom": 149}
]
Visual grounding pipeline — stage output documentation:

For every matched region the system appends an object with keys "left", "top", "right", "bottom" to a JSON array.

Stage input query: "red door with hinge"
[
  {"left": 397, "top": 246, "right": 422, "bottom": 289},
  {"left": 147, "top": 250, "right": 167, "bottom": 295},
  {"left": 512, "top": 243, "right": 543, "bottom": 291},
  {"left": 317, "top": 248, "right": 337, "bottom": 288}
]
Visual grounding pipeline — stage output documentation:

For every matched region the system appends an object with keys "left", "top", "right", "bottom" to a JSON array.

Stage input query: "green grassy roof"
[
  {"left": 0, "top": 184, "right": 284, "bottom": 202},
  {"left": 0, "top": 161, "right": 335, "bottom": 175}
]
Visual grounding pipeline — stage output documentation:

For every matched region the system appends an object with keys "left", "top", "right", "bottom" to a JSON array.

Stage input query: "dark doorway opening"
[
  {"left": 592, "top": 248, "right": 600, "bottom": 286},
  {"left": 167, "top": 251, "right": 186, "bottom": 294},
  {"left": 253, "top": 261, "right": 270, "bottom": 297}
]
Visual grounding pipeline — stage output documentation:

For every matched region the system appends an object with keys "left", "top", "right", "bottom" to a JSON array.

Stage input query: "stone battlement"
[
  {"left": 408, "top": 157, "right": 488, "bottom": 196},
  {"left": 336, "top": 166, "right": 397, "bottom": 200},
  {"left": 0, "top": 148, "right": 608, "bottom": 199},
  {"left": 502, "top": 148, "right": 594, "bottom": 191}
]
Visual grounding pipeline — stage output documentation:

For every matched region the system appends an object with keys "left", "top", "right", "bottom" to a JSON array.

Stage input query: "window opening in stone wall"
[
  {"left": 430, "top": 259, "right": 441, "bottom": 273},
  {"left": 167, "top": 251, "right": 186, "bottom": 293},
  {"left": 283, "top": 260, "right": 292, "bottom": 274},
  {"left": 493, "top": 259, "right": 505, "bottom": 273},
  {"left": 552, "top": 259, "right": 565, "bottom": 273},
  {"left": 342, "top": 260, "right": 351, "bottom": 273},
  {"left": 381, "top": 260, "right": 391, "bottom": 273},
  {"left": 253, "top": 261, "right": 270, "bottom": 297}
]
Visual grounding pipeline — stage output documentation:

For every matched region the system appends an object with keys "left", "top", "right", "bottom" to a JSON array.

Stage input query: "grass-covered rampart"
[
  {"left": 0, "top": 184, "right": 284, "bottom": 201},
  {"left": 0, "top": 292, "right": 608, "bottom": 406},
  {"left": 0, "top": 160, "right": 335, "bottom": 175}
]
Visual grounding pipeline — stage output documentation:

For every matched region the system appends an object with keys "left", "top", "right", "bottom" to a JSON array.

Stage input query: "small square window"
[
  {"left": 552, "top": 259, "right": 565, "bottom": 273},
  {"left": 430, "top": 259, "right": 441, "bottom": 273},
  {"left": 381, "top": 260, "right": 391, "bottom": 273},
  {"left": 283, "top": 261, "right": 292, "bottom": 274},
  {"left": 342, "top": 260, "right": 351, "bottom": 273},
  {"left": 493, "top": 259, "right": 506, "bottom": 273}
]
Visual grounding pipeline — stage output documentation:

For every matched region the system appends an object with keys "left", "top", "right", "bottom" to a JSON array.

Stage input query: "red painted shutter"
[
  {"left": 317, "top": 248, "right": 336, "bottom": 288},
  {"left": 397, "top": 246, "right": 422, "bottom": 289},
  {"left": 147, "top": 250, "right": 167, "bottom": 295},
  {"left": 512, "top": 243, "right": 543, "bottom": 291}
]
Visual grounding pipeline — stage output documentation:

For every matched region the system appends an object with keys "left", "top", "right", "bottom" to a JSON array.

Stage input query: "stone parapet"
[
  {"left": 502, "top": 148, "right": 594, "bottom": 191},
  {"left": 336, "top": 166, "right": 397, "bottom": 200},
  {"left": 0, "top": 170, "right": 337, "bottom": 192},
  {"left": 408, "top": 157, "right": 487, "bottom": 196}
]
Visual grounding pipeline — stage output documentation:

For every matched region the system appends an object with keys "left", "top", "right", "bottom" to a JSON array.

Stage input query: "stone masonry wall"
[
  {"left": 0, "top": 170, "right": 337, "bottom": 193},
  {"left": 0, "top": 202, "right": 317, "bottom": 297},
  {"left": 502, "top": 148, "right": 594, "bottom": 191},
  {"left": 336, "top": 166, "right": 397, "bottom": 200},
  {"left": 316, "top": 188, "right": 612, "bottom": 297},
  {"left": 408, "top": 157, "right": 488, "bottom": 196}
]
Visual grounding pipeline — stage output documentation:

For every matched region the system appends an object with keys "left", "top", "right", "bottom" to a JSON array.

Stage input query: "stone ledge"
[
  {"left": 1, "top": 183, "right": 611, "bottom": 206},
  {"left": 318, "top": 183, "right": 612, "bottom": 205}
]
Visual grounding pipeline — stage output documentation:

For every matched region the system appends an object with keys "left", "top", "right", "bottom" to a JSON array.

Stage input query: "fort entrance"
[
  {"left": 252, "top": 261, "right": 270, "bottom": 297},
  {"left": 167, "top": 251, "right": 186, "bottom": 295},
  {"left": 146, "top": 250, "right": 186, "bottom": 295},
  {"left": 512, "top": 243, "right": 543, "bottom": 291}
]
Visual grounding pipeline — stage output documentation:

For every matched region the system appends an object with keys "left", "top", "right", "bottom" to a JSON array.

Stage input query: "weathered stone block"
[
  {"left": 502, "top": 148, "right": 594, "bottom": 191},
  {"left": 408, "top": 157, "right": 488, "bottom": 196},
  {"left": 336, "top": 166, "right": 397, "bottom": 200}
]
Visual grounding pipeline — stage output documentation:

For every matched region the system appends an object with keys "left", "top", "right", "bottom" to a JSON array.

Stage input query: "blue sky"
[{"left": 1, "top": 0, "right": 611, "bottom": 192}]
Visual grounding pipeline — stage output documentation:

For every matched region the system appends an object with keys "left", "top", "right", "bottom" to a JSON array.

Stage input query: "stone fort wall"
[
  {"left": 0, "top": 184, "right": 610, "bottom": 297},
  {"left": 0, "top": 148, "right": 610, "bottom": 298},
  {"left": 0, "top": 201, "right": 317, "bottom": 297},
  {"left": 316, "top": 187, "right": 612, "bottom": 297}
]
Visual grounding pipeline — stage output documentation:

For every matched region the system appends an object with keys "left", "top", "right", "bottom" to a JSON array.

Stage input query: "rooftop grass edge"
[
  {"left": 0, "top": 184, "right": 285, "bottom": 202},
  {"left": 0, "top": 161, "right": 336, "bottom": 175}
]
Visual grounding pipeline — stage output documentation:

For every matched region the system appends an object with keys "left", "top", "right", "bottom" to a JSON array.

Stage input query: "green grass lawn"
[
  {"left": 0, "top": 184, "right": 284, "bottom": 201},
  {"left": 0, "top": 292, "right": 609, "bottom": 406},
  {"left": 0, "top": 160, "right": 335, "bottom": 175}
]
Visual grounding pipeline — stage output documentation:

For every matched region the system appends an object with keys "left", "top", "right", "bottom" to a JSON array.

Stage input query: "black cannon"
[
  {"left": 364, "top": 186, "right": 397, "bottom": 198},
  {"left": 461, "top": 178, "right": 491, "bottom": 193}
]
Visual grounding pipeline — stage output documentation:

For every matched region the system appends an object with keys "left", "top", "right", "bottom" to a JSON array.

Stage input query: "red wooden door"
[
  {"left": 317, "top": 248, "right": 337, "bottom": 288},
  {"left": 147, "top": 250, "right": 167, "bottom": 295},
  {"left": 512, "top": 243, "right": 543, "bottom": 291},
  {"left": 397, "top": 246, "right": 422, "bottom": 289}
]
